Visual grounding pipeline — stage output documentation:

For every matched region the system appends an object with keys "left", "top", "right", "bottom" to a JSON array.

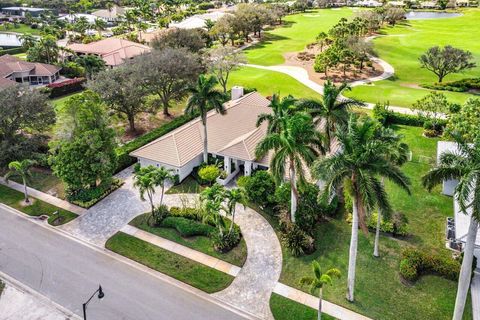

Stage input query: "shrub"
[
  {"left": 399, "top": 248, "right": 460, "bottom": 282},
  {"left": 161, "top": 216, "right": 214, "bottom": 237},
  {"left": 46, "top": 78, "right": 86, "bottom": 98},
  {"left": 197, "top": 2, "right": 215, "bottom": 10},
  {"left": 242, "top": 170, "right": 277, "bottom": 208},
  {"left": 281, "top": 223, "right": 315, "bottom": 257},
  {"left": 211, "top": 229, "right": 241, "bottom": 253},
  {"left": 198, "top": 165, "right": 221, "bottom": 185},
  {"left": 148, "top": 204, "right": 170, "bottom": 226},
  {"left": 373, "top": 103, "right": 447, "bottom": 128},
  {"left": 66, "top": 178, "right": 123, "bottom": 208},
  {"left": 60, "top": 61, "right": 85, "bottom": 78},
  {"left": 169, "top": 206, "right": 200, "bottom": 220},
  {"left": 346, "top": 211, "right": 409, "bottom": 236},
  {"left": 421, "top": 78, "right": 480, "bottom": 92}
]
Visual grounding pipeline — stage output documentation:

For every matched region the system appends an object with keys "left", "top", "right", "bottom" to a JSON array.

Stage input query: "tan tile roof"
[
  {"left": 130, "top": 92, "right": 272, "bottom": 166},
  {"left": 0, "top": 54, "right": 60, "bottom": 88},
  {"left": 67, "top": 38, "right": 151, "bottom": 66},
  {"left": 0, "top": 77, "right": 17, "bottom": 88}
]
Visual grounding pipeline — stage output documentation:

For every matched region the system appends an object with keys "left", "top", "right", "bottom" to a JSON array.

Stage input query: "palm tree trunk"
[
  {"left": 290, "top": 164, "right": 298, "bottom": 223},
  {"left": 374, "top": 177, "right": 384, "bottom": 257},
  {"left": 23, "top": 178, "right": 30, "bottom": 203},
  {"left": 453, "top": 217, "right": 478, "bottom": 320},
  {"left": 202, "top": 115, "right": 208, "bottom": 163},
  {"left": 318, "top": 287, "right": 323, "bottom": 320},
  {"left": 229, "top": 206, "right": 235, "bottom": 234},
  {"left": 347, "top": 195, "right": 359, "bottom": 302},
  {"left": 160, "top": 184, "right": 165, "bottom": 206}
]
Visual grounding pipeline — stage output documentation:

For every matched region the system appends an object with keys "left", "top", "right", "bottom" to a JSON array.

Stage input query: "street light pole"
[{"left": 82, "top": 285, "right": 104, "bottom": 320}]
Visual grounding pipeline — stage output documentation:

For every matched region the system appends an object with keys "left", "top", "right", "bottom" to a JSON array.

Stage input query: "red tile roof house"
[
  {"left": 66, "top": 38, "right": 151, "bottom": 68},
  {"left": 0, "top": 54, "right": 61, "bottom": 88}
]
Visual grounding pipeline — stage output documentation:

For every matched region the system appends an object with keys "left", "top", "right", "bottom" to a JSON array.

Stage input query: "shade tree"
[
  {"left": 419, "top": 46, "right": 476, "bottom": 83},
  {"left": 208, "top": 47, "right": 246, "bottom": 93}
]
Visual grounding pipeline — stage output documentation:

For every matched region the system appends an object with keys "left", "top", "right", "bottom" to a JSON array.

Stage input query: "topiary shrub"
[
  {"left": 198, "top": 165, "right": 222, "bottom": 185},
  {"left": 242, "top": 170, "right": 277, "bottom": 209},
  {"left": 161, "top": 216, "right": 214, "bottom": 237},
  {"left": 399, "top": 248, "right": 460, "bottom": 282}
]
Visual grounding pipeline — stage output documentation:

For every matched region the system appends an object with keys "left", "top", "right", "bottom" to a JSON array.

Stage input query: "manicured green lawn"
[
  {"left": 270, "top": 125, "right": 472, "bottom": 320},
  {"left": 129, "top": 214, "right": 248, "bottom": 267},
  {"left": 0, "top": 184, "right": 77, "bottom": 225},
  {"left": 244, "top": 8, "right": 354, "bottom": 65},
  {"left": 7, "top": 169, "right": 66, "bottom": 199},
  {"left": 166, "top": 176, "right": 204, "bottom": 194},
  {"left": 106, "top": 232, "right": 234, "bottom": 293},
  {"left": 347, "top": 9, "right": 480, "bottom": 107},
  {"left": 4, "top": 23, "right": 41, "bottom": 35},
  {"left": 270, "top": 293, "right": 336, "bottom": 320},
  {"left": 228, "top": 66, "right": 321, "bottom": 99},
  {"left": 51, "top": 92, "right": 84, "bottom": 109}
]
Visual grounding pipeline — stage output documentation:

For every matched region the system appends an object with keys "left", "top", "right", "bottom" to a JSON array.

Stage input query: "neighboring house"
[
  {"left": 420, "top": 1, "right": 438, "bottom": 8},
  {"left": 67, "top": 38, "right": 151, "bottom": 67},
  {"left": 130, "top": 87, "right": 271, "bottom": 184},
  {"left": 58, "top": 13, "right": 103, "bottom": 24},
  {"left": 354, "top": 0, "right": 383, "bottom": 6},
  {"left": 0, "top": 7, "right": 51, "bottom": 17},
  {"left": 0, "top": 54, "right": 61, "bottom": 88},
  {"left": 170, "top": 11, "right": 229, "bottom": 29},
  {"left": 92, "top": 6, "right": 128, "bottom": 23},
  {"left": 438, "top": 141, "right": 480, "bottom": 268}
]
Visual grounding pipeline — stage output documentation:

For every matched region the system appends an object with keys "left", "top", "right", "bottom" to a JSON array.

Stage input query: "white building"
[
  {"left": 58, "top": 13, "right": 103, "bottom": 24},
  {"left": 438, "top": 141, "right": 480, "bottom": 268},
  {"left": 169, "top": 11, "right": 229, "bottom": 29},
  {"left": 131, "top": 88, "right": 271, "bottom": 184}
]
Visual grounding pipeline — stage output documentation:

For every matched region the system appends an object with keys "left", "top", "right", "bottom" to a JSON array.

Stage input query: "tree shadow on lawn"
[{"left": 243, "top": 33, "right": 291, "bottom": 52}]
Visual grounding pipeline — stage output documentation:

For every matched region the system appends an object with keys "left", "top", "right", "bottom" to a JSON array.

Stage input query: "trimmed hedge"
[
  {"left": 67, "top": 179, "right": 123, "bottom": 208},
  {"left": 399, "top": 248, "right": 460, "bottom": 282},
  {"left": 115, "top": 113, "right": 198, "bottom": 172},
  {"left": 373, "top": 103, "right": 447, "bottom": 128},
  {"left": 169, "top": 206, "right": 200, "bottom": 220},
  {"left": 0, "top": 47, "right": 25, "bottom": 56},
  {"left": 161, "top": 216, "right": 214, "bottom": 237},
  {"left": 45, "top": 78, "right": 86, "bottom": 98},
  {"left": 422, "top": 78, "right": 480, "bottom": 93}
]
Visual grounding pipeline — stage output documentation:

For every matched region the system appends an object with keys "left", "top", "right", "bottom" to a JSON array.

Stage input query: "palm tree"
[
  {"left": 185, "top": 75, "right": 226, "bottom": 163},
  {"left": 94, "top": 18, "right": 107, "bottom": 36},
  {"left": 18, "top": 33, "right": 37, "bottom": 50},
  {"left": 200, "top": 183, "right": 227, "bottom": 236},
  {"left": 223, "top": 188, "right": 247, "bottom": 234},
  {"left": 256, "top": 93, "right": 297, "bottom": 134},
  {"left": 422, "top": 137, "right": 480, "bottom": 320},
  {"left": 5, "top": 160, "right": 36, "bottom": 204},
  {"left": 256, "top": 112, "right": 325, "bottom": 223},
  {"left": 373, "top": 127, "right": 411, "bottom": 257},
  {"left": 76, "top": 54, "right": 106, "bottom": 79},
  {"left": 296, "top": 81, "right": 364, "bottom": 152},
  {"left": 300, "top": 261, "right": 341, "bottom": 320},
  {"left": 312, "top": 116, "right": 410, "bottom": 302},
  {"left": 133, "top": 165, "right": 173, "bottom": 214}
]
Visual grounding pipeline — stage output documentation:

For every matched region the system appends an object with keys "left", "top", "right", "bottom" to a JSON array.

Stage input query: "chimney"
[{"left": 231, "top": 86, "right": 244, "bottom": 100}]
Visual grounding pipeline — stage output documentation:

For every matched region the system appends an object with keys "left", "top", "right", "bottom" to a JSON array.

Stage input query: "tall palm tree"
[
  {"left": 312, "top": 116, "right": 410, "bottom": 302},
  {"left": 256, "top": 93, "right": 297, "bottom": 134},
  {"left": 223, "top": 188, "right": 247, "bottom": 234},
  {"left": 422, "top": 137, "right": 480, "bottom": 320},
  {"left": 5, "top": 159, "right": 36, "bottom": 204},
  {"left": 300, "top": 261, "right": 341, "bottom": 320},
  {"left": 373, "top": 127, "right": 411, "bottom": 257},
  {"left": 185, "top": 75, "right": 226, "bottom": 163},
  {"left": 94, "top": 18, "right": 107, "bottom": 36},
  {"left": 296, "top": 81, "right": 364, "bottom": 152},
  {"left": 256, "top": 112, "right": 325, "bottom": 222}
]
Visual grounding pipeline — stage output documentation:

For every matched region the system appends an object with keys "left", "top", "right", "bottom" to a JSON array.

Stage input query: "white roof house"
[
  {"left": 169, "top": 11, "right": 229, "bottom": 29},
  {"left": 58, "top": 13, "right": 103, "bottom": 24},
  {"left": 438, "top": 141, "right": 480, "bottom": 268},
  {"left": 131, "top": 88, "right": 272, "bottom": 184}
]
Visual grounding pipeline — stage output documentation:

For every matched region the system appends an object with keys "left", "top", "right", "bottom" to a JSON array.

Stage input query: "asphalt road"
[{"left": 0, "top": 205, "right": 250, "bottom": 320}]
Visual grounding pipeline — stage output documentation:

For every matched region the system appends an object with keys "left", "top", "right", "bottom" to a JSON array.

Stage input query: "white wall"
[{"left": 137, "top": 154, "right": 203, "bottom": 182}]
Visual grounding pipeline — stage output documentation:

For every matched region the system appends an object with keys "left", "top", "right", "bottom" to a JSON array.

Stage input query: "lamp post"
[{"left": 82, "top": 285, "right": 104, "bottom": 320}]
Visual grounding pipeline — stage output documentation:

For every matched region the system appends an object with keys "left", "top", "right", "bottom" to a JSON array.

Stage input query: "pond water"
[
  {"left": 0, "top": 33, "right": 22, "bottom": 48},
  {"left": 405, "top": 11, "right": 462, "bottom": 20}
]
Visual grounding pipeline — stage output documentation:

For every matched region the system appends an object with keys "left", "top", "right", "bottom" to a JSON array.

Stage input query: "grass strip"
[
  {"left": 270, "top": 293, "right": 336, "bottom": 320},
  {"left": 0, "top": 184, "right": 77, "bottom": 225},
  {"left": 105, "top": 232, "right": 234, "bottom": 293}
]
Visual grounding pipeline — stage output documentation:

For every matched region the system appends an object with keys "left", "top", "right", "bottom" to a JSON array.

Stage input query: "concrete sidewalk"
[
  {"left": 122, "top": 225, "right": 372, "bottom": 320},
  {"left": 0, "top": 178, "right": 86, "bottom": 216}
]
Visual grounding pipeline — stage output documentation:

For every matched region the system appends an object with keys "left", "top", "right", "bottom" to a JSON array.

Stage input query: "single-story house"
[
  {"left": 130, "top": 87, "right": 271, "bottom": 184},
  {"left": 0, "top": 7, "right": 51, "bottom": 17},
  {"left": 67, "top": 38, "right": 151, "bottom": 67},
  {"left": 169, "top": 11, "right": 229, "bottom": 29},
  {"left": 438, "top": 141, "right": 480, "bottom": 268},
  {"left": 0, "top": 54, "right": 61, "bottom": 88},
  {"left": 92, "top": 6, "right": 129, "bottom": 23},
  {"left": 58, "top": 13, "right": 103, "bottom": 24}
]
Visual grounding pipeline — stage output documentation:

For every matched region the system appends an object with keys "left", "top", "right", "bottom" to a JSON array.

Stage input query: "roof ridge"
[{"left": 171, "top": 132, "right": 181, "bottom": 166}]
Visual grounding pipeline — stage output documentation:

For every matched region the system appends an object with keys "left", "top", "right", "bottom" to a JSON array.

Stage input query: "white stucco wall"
[{"left": 137, "top": 154, "right": 203, "bottom": 182}]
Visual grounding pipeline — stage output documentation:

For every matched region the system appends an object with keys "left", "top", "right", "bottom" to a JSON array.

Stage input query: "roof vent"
[{"left": 231, "top": 86, "right": 244, "bottom": 100}]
